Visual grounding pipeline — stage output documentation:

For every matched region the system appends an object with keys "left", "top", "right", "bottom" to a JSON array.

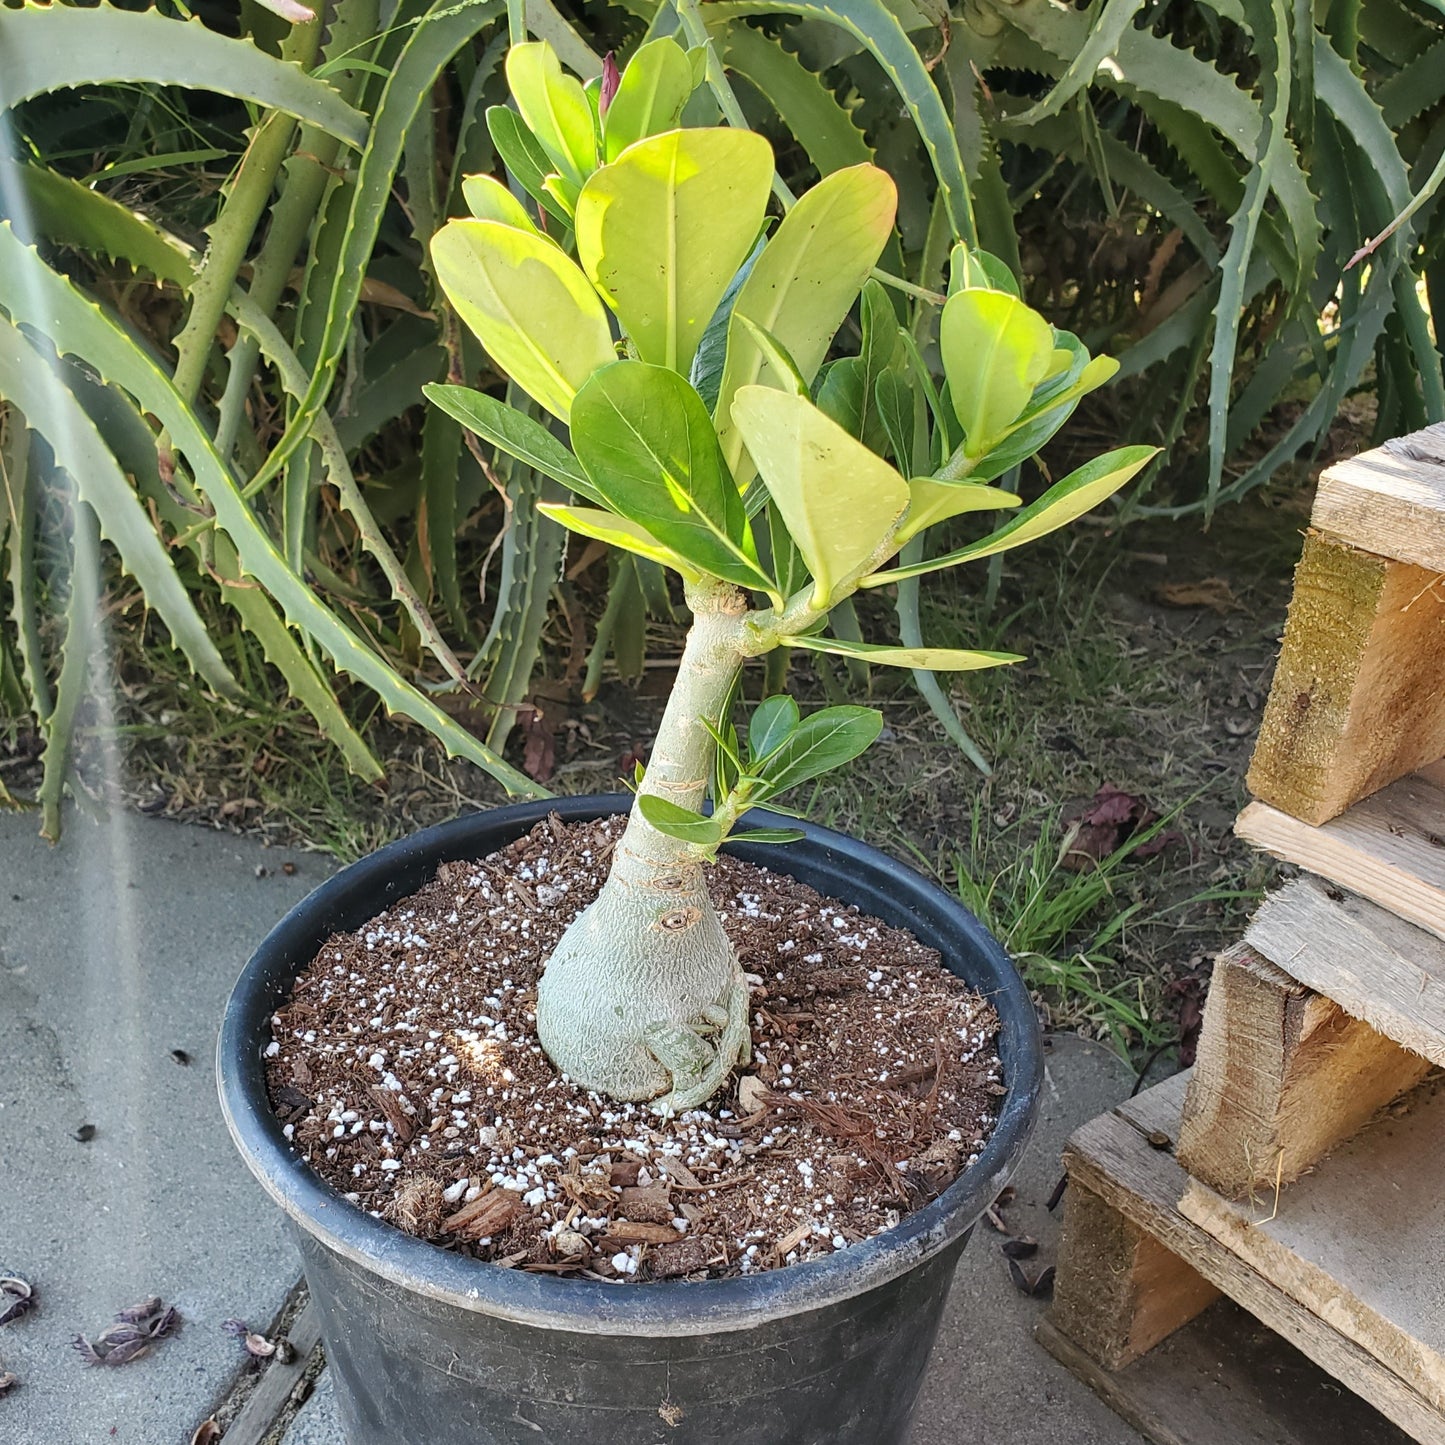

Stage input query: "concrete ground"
[{"left": 0, "top": 806, "right": 1145, "bottom": 1445}]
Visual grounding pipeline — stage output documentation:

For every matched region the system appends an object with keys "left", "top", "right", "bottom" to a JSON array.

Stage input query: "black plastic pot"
[{"left": 219, "top": 795, "right": 1042, "bottom": 1445}]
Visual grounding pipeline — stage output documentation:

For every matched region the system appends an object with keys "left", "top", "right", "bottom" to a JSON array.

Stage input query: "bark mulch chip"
[{"left": 266, "top": 816, "right": 1003, "bottom": 1283}]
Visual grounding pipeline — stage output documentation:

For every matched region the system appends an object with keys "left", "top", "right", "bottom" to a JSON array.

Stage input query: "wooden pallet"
[
  {"left": 1247, "top": 423, "right": 1445, "bottom": 828},
  {"left": 1049, "top": 1073, "right": 1445, "bottom": 1445}
]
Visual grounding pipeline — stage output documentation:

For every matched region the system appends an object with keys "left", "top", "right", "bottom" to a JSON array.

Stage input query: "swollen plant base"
[{"left": 266, "top": 816, "right": 1003, "bottom": 1282}]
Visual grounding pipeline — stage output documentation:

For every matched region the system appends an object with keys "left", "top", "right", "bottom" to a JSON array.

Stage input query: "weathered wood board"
[
  {"left": 1177, "top": 940, "right": 1430, "bottom": 1196},
  {"left": 1312, "top": 423, "right": 1445, "bottom": 574},
  {"left": 1246, "top": 533, "right": 1445, "bottom": 827},
  {"left": 1236, "top": 768, "right": 1445, "bottom": 944},
  {"left": 1063, "top": 1073, "right": 1445, "bottom": 1444},
  {"left": 1179, "top": 1076, "right": 1445, "bottom": 1418},
  {"left": 1247, "top": 875, "right": 1445, "bottom": 1067},
  {"left": 1040, "top": 1298, "right": 1414, "bottom": 1445}
]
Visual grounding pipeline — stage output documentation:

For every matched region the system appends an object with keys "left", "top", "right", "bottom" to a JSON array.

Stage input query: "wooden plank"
[
  {"left": 1236, "top": 770, "right": 1445, "bottom": 944},
  {"left": 1247, "top": 875, "right": 1445, "bottom": 1067},
  {"left": 1179, "top": 1076, "right": 1445, "bottom": 1419},
  {"left": 1039, "top": 1298, "right": 1414, "bottom": 1445},
  {"left": 1245, "top": 533, "right": 1445, "bottom": 827},
  {"left": 1065, "top": 1073, "right": 1445, "bottom": 1443},
  {"left": 1177, "top": 940, "right": 1430, "bottom": 1196},
  {"left": 1311, "top": 423, "right": 1445, "bottom": 574},
  {"left": 212, "top": 1298, "right": 322, "bottom": 1445},
  {"left": 1051, "top": 1179, "right": 1219, "bottom": 1369}
]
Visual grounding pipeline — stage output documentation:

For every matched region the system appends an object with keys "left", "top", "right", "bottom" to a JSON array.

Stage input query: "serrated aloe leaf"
[
  {"left": 424, "top": 384, "right": 599, "bottom": 502},
  {"left": 536, "top": 502, "right": 698, "bottom": 578},
  {"left": 506, "top": 41, "right": 598, "bottom": 184},
  {"left": 0, "top": 318, "right": 237, "bottom": 698},
  {"left": 716, "top": 163, "right": 896, "bottom": 480},
  {"left": 430, "top": 219, "right": 615, "bottom": 422},
  {"left": 575, "top": 128, "right": 774, "bottom": 373},
  {"left": 603, "top": 37, "right": 696, "bottom": 162},
  {"left": 0, "top": 2, "right": 366, "bottom": 147},
  {"left": 787, "top": 634, "right": 1023, "bottom": 671},
  {"left": 730, "top": 385, "right": 909, "bottom": 608},
  {"left": 748, "top": 694, "right": 801, "bottom": 762},
  {"left": 570, "top": 362, "right": 774, "bottom": 593},
  {"left": 0, "top": 221, "right": 545, "bottom": 799},
  {"left": 940, "top": 289, "right": 1056, "bottom": 456},
  {"left": 864, "top": 445, "right": 1157, "bottom": 585}
]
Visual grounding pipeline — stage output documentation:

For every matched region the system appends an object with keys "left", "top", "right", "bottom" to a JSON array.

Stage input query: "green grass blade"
[{"left": 0, "top": 2, "right": 366, "bottom": 147}]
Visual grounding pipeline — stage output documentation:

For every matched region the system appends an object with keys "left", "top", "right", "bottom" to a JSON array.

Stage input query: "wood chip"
[
  {"left": 442, "top": 1189, "right": 522, "bottom": 1239},
  {"left": 605, "top": 1221, "right": 680, "bottom": 1246},
  {"left": 618, "top": 1185, "right": 673, "bottom": 1224}
]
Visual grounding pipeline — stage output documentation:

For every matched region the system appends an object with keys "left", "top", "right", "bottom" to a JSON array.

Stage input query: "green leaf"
[
  {"left": 896, "top": 479, "right": 1021, "bottom": 544},
  {"left": 733, "top": 316, "right": 809, "bottom": 398},
  {"left": 430, "top": 219, "right": 615, "bottom": 421},
  {"left": 864, "top": 446, "right": 1157, "bottom": 585},
  {"left": 748, "top": 693, "right": 801, "bottom": 761},
  {"left": 570, "top": 362, "right": 774, "bottom": 593},
  {"left": 575, "top": 127, "right": 774, "bottom": 373},
  {"left": 0, "top": 2, "right": 367, "bottom": 148},
  {"left": 423, "top": 383, "right": 599, "bottom": 502},
  {"left": 536, "top": 502, "right": 698, "bottom": 577},
  {"left": 486, "top": 105, "right": 573, "bottom": 225},
  {"left": 0, "top": 320, "right": 237, "bottom": 698},
  {"left": 505, "top": 40, "right": 598, "bottom": 184},
  {"left": 604, "top": 37, "right": 696, "bottom": 162},
  {"left": 730, "top": 386, "right": 909, "bottom": 607},
  {"left": 461, "top": 172, "right": 540, "bottom": 229},
  {"left": 949, "top": 244, "right": 1020, "bottom": 297},
  {"left": 788, "top": 634, "right": 1022, "bottom": 671},
  {"left": 638, "top": 794, "right": 726, "bottom": 846},
  {"left": 939, "top": 289, "right": 1056, "bottom": 456},
  {"left": 730, "top": 827, "right": 807, "bottom": 845},
  {"left": 715, "top": 163, "right": 897, "bottom": 480},
  {"left": 750, "top": 705, "right": 884, "bottom": 795}
]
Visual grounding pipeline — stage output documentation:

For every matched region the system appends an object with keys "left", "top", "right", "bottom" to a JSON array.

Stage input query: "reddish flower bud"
[{"left": 599, "top": 53, "right": 621, "bottom": 118}]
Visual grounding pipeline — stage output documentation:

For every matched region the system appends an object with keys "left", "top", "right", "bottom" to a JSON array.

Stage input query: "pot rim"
[{"left": 217, "top": 795, "right": 1042, "bottom": 1336}]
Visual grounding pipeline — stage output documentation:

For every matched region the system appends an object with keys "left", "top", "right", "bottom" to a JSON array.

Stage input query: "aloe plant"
[{"left": 430, "top": 38, "right": 1153, "bottom": 1110}]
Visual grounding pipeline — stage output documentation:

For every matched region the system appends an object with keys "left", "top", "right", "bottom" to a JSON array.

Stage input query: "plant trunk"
[{"left": 535, "top": 582, "right": 751, "bottom": 1112}]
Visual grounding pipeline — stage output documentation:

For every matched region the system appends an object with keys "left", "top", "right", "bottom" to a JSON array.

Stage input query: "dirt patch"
[{"left": 266, "top": 815, "right": 1003, "bottom": 1282}]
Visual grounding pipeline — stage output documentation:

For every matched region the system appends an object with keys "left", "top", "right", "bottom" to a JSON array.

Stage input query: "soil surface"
[{"left": 266, "top": 816, "right": 1003, "bottom": 1282}]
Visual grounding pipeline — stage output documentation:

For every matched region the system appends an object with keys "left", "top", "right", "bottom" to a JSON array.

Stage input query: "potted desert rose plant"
[{"left": 219, "top": 34, "right": 1155, "bottom": 1445}]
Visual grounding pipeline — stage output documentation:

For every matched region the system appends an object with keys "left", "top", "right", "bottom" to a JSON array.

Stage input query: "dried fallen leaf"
[
  {"left": 1154, "top": 577, "right": 1238, "bottom": 613},
  {"left": 73, "top": 1124, "right": 97, "bottom": 1143},
  {"left": 0, "top": 1371, "right": 16, "bottom": 1396},
  {"left": 658, "top": 1399, "right": 685, "bottom": 1427},
  {"left": 0, "top": 1276, "right": 34, "bottom": 1325},
  {"left": 1006, "top": 1259, "right": 1056, "bottom": 1299},
  {"left": 114, "top": 1297, "right": 163, "bottom": 1325},
  {"left": 190, "top": 1419, "right": 221, "bottom": 1445},
  {"left": 244, "top": 1332, "right": 276, "bottom": 1359},
  {"left": 1001, "top": 1237, "right": 1038, "bottom": 1260},
  {"left": 221, "top": 1318, "right": 250, "bottom": 1338},
  {"left": 737, "top": 1074, "right": 770, "bottom": 1114}
]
